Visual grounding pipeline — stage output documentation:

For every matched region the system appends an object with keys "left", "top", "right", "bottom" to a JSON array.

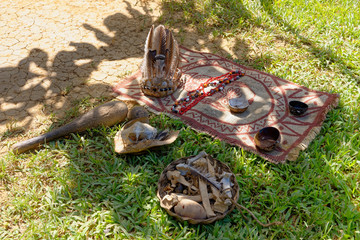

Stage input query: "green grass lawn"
[{"left": 1, "top": 0, "right": 360, "bottom": 239}]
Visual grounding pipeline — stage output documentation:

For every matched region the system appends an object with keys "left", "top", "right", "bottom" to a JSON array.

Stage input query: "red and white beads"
[{"left": 172, "top": 70, "right": 245, "bottom": 115}]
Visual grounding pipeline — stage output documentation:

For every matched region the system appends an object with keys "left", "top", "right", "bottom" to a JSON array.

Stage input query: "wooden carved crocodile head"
[{"left": 140, "top": 25, "right": 182, "bottom": 97}]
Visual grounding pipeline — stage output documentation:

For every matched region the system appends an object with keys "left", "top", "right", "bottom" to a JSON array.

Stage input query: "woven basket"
[{"left": 157, "top": 155, "right": 239, "bottom": 224}]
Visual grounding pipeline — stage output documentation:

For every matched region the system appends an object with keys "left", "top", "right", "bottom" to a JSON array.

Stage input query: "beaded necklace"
[{"left": 171, "top": 70, "right": 245, "bottom": 115}]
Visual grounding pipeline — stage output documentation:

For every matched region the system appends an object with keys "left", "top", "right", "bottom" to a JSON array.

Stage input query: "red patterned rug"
[{"left": 113, "top": 46, "right": 339, "bottom": 163}]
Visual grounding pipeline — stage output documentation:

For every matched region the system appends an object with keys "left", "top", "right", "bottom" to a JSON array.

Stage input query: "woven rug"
[{"left": 113, "top": 46, "right": 339, "bottom": 163}]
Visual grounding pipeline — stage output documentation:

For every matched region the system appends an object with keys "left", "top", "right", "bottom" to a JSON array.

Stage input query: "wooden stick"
[
  {"left": 11, "top": 101, "right": 128, "bottom": 154},
  {"left": 231, "top": 199, "right": 283, "bottom": 227},
  {"left": 199, "top": 179, "right": 216, "bottom": 218}
]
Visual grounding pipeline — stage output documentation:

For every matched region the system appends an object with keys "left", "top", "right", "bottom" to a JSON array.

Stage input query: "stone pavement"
[
  {"left": 0, "top": 0, "right": 163, "bottom": 154},
  {"left": 0, "top": 0, "right": 251, "bottom": 156}
]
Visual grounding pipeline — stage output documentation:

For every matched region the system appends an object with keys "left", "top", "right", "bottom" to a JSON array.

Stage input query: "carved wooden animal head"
[{"left": 140, "top": 25, "right": 181, "bottom": 97}]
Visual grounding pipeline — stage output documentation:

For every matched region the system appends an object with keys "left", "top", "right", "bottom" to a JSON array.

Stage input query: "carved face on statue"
[{"left": 140, "top": 25, "right": 182, "bottom": 97}]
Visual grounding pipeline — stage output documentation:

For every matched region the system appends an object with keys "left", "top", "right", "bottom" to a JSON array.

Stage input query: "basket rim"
[{"left": 157, "top": 155, "right": 239, "bottom": 224}]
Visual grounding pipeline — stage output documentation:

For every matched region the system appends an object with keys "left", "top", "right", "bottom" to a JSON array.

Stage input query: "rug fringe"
[
  {"left": 121, "top": 95, "right": 340, "bottom": 164},
  {"left": 113, "top": 48, "right": 341, "bottom": 164},
  {"left": 286, "top": 93, "right": 340, "bottom": 161},
  {"left": 145, "top": 106, "right": 285, "bottom": 164}
]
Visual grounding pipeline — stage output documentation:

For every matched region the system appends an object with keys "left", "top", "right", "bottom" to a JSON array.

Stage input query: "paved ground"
[
  {"left": 0, "top": 0, "right": 166, "bottom": 155},
  {"left": 0, "top": 0, "right": 249, "bottom": 156}
]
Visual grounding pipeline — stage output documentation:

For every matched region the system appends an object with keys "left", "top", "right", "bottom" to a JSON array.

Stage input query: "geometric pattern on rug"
[{"left": 113, "top": 46, "right": 339, "bottom": 163}]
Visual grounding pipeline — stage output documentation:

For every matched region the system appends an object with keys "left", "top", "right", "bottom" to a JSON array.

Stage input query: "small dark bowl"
[
  {"left": 289, "top": 101, "right": 308, "bottom": 116},
  {"left": 254, "top": 127, "right": 280, "bottom": 152}
]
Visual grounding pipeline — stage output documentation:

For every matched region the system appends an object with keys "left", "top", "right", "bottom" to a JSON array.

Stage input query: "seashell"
[
  {"left": 121, "top": 121, "right": 157, "bottom": 146},
  {"left": 289, "top": 100, "right": 308, "bottom": 116},
  {"left": 229, "top": 97, "right": 249, "bottom": 113},
  {"left": 220, "top": 172, "right": 233, "bottom": 199},
  {"left": 161, "top": 194, "right": 179, "bottom": 209},
  {"left": 162, "top": 81, "right": 168, "bottom": 87},
  {"left": 174, "top": 199, "right": 207, "bottom": 220},
  {"left": 114, "top": 117, "right": 179, "bottom": 154},
  {"left": 254, "top": 127, "right": 280, "bottom": 152},
  {"left": 127, "top": 106, "right": 149, "bottom": 121}
]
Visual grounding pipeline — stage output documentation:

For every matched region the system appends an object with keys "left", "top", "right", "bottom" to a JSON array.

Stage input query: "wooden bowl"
[
  {"left": 228, "top": 97, "right": 249, "bottom": 113},
  {"left": 157, "top": 155, "right": 239, "bottom": 224},
  {"left": 254, "top": 127, "right": 280, "bottom": 152},
  {"left": 289, "top": 101, "right": 308, "bottom": 116}
]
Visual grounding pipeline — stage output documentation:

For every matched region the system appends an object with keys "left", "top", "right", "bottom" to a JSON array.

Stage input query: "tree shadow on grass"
[
  {"left": 58, "top": 0, "right": 359, "bottom": 238},
  {"left": 259, "top": 0, "right": 359, "bottom": 85},
  {"left": 2, "top": 0, "right": 359, "bottom": 238},
  {"left": 58, "top": 1, "right": 359, "bottom": 237},
  {"left": 160, "top": 0, "right": 359, "bottom": 85},
  {"left": 56, "top": 103, "right": 359, "bottom": 238},
  {"left": 154, "top": 0, "right": 360, "bottom": 238},
  {"left": 160, "top": 0, "right": 254, "bottom": 65},
  {"left": 0, "top": 0, "right": 249, "bottom": 237}
]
